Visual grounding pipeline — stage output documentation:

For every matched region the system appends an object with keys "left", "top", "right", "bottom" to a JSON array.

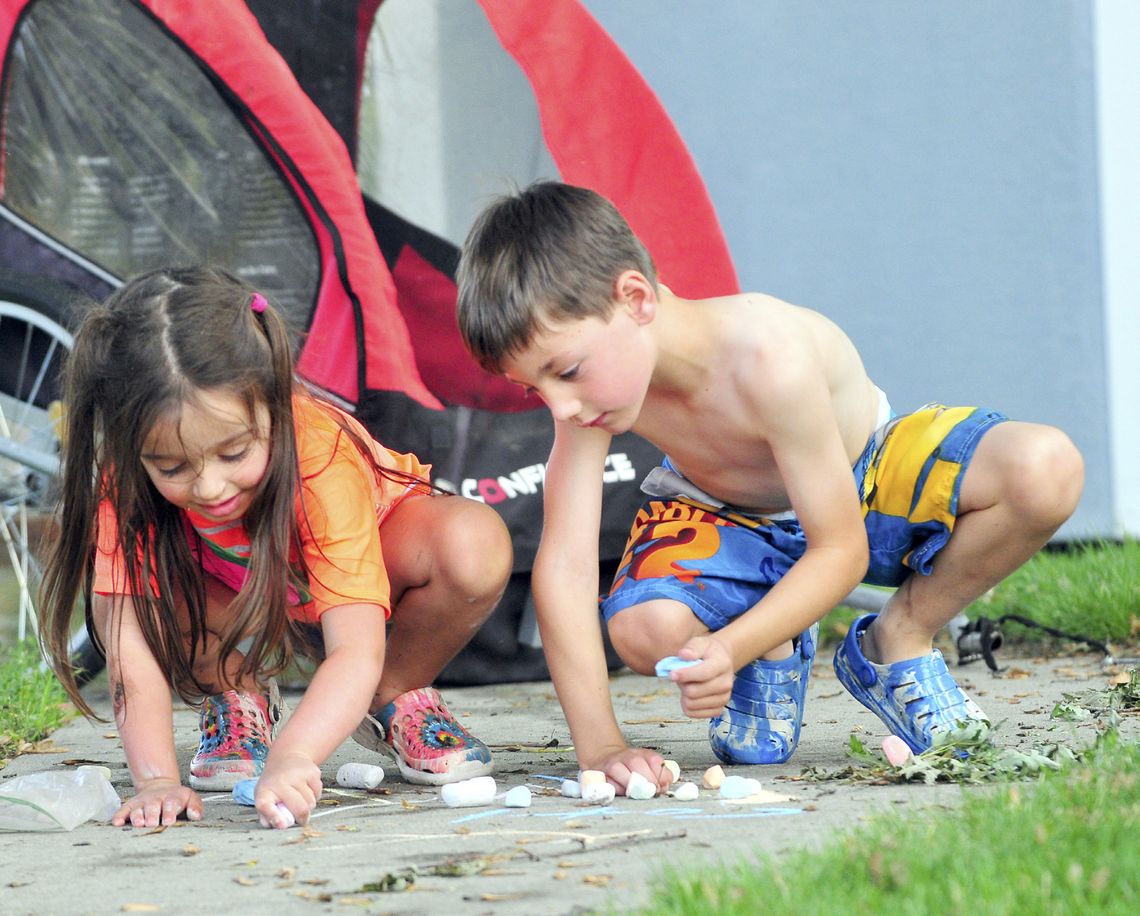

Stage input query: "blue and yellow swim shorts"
[{"left": 601, "top": 404, "right": 1008, "bottom": 630}]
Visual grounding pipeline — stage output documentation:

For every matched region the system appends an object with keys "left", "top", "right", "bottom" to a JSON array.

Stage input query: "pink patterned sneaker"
[
  {"left": 351, "top": 686, "right": 493, "bottom": 786},
  {"left": 188, "top": 680, "right": 286, "bottom": 790}
]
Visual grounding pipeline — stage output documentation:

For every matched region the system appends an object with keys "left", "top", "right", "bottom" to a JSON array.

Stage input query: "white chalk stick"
[
  {"left": 504, "top": 785, "right": 532, "bottom": 808},
  {"left": 581, "top": 782, "right": 616, "bottom": 805},
  {"left": 672, "top": 781, "right": 699, "bottom": 801},
  {"left": 336, "top": 762, "right": 385, "bottom": 789},
  {"left": 560, "top": 779, "right": 581, "bottom": 798},
  {"left": 702, "top": 765, "right": 725, "bottom": 789},
  {"left": 882, "top": 735, "right": 913, "bottom": 767},
  {"left": 626, "top": 771, "right": 656, "bottom": 800},
  {"left": 440, "top": 776, "right": 497, "bottom": 808}
]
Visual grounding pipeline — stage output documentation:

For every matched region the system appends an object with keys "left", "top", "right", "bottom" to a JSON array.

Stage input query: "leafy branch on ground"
[{"left": 794, "top": 671, "right": 1136, "bottom": 787}]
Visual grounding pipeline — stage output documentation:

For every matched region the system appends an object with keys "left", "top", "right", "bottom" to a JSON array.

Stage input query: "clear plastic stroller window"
[{"left": 2, "top": 0, "right": 320, "bottom": 326}]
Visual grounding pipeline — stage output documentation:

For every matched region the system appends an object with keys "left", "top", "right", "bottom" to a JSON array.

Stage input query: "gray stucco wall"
[{"left": 581, "top": 1, "right": 1113, "bottom": 539}]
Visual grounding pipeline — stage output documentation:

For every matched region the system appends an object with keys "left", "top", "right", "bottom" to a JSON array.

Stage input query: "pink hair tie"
[{"left": 250, "top": 293, "right": 268, "bottom": 314}]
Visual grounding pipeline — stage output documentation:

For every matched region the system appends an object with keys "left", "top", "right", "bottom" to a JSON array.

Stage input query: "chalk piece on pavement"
[
  {"left": 719, "top": 775, "right": 762, "bottom": 799},
  {"left": 560, "top": 779, "right": 581, "bottom": 798},
  {"left": 702, "top": 765, "right": 725, "bottom": 789},
  {"left": 882, "top": 735, "right": 914, "bottom": 767},
  {"left": 232, "top": 778, "right": 257, "bottom": 807},
  {"left": 581, "top": 782, "right": 616, "bottom": 805},
  {"left": 504, "top": 785, "right": 532, "bottom": 808},
  {"left": 336, "top": 762, "right": 385, "bottom": 789},
  {"left": 441, "top": 776, "right": 497, "bottom": 808},
  {"left": 578, "top": 769, "right": 606, "bottom": 790},
  {"left": 672, "top": 781, "right": 699, "bottom": 801},
  {"left": 662, "top": 759, "right": 681, "bottom": 782}
]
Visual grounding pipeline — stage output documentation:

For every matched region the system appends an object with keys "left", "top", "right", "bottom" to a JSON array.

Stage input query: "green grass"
[
  {"left": 0, "top": 640, "right": 75, "bottom": 769},
  {"left": 967, "top": 539, "right": 1139, "bottom": 647},
  {"left": 640, "top": 733, "right": 1139, "bottom": 915}
]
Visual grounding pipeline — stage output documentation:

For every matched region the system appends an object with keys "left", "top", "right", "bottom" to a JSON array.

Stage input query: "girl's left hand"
[{"left": 254, "top": 751, "right": 322, "bottom": 829}]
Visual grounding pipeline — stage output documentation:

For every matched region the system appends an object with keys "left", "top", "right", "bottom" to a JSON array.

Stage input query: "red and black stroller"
[{"left": 0, "top": 0, "right": 738, "bottom": 683}]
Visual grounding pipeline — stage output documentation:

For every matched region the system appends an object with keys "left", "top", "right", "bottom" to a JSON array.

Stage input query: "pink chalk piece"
[
  {"left": 882, "top": 735, "right": 913, "bottom": 767},
  {"left": 259, "top": 802, "right": 295, "bottom": 830}
]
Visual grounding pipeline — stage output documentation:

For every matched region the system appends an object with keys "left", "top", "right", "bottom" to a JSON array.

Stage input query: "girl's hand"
[
  {"left": 113, "top": 777, "right": 202, "bottom": 828},
  {"left": 671, "top": 635, "right": 737, "bottom": 718},
  {"left": 588, "top": 745, "right": 673, "bottom": 796},
  {"left": 255, "top": 751, "right": 322, "bottom": 829}
]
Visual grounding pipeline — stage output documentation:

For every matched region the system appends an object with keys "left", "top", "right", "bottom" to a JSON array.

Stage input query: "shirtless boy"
[{"left": 456, "top": 181, "right": 1084, "bottom": 795}]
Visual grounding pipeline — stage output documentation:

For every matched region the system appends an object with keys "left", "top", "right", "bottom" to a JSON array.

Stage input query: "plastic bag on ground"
[{"left": 0, "top": 767, "right": 121, "bottom": 832}]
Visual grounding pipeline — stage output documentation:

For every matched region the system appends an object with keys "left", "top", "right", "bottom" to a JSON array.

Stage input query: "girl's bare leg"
[
  {"left": 371, "top": 494, "right": 512, "bottom": 708},
  {"left": 176, "top": 575, "right": 260, "bottom": 694}
]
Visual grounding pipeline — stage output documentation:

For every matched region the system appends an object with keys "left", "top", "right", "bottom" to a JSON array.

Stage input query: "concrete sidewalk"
[{"left": 0, "top": 647, "right": 1130, "bottom": 915}]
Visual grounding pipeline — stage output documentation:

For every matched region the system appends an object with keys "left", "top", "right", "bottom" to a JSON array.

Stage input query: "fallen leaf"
[
  {"left": 583, "top": 874, "right": 612, "bottom": 887},
  {"left": 291, "top": 890, "right": 333, "bottom": 902},
  {"left": 358, "top": 869, "right": 416, "bottom": 893},
  {"left": 430, "top": 856, "right": 491, "bottom": 877},
  {"left": 181, "top": 844, "right": 199, "bottom": 857},
  {"left": 233, "top": 877, "right": 255, "bottom": 887},
  {"left": 24, "top": 740, "right": 66, "bottom": 754},
  {"left": 338, "top": 895, "right": 381, "bottom": 906}
]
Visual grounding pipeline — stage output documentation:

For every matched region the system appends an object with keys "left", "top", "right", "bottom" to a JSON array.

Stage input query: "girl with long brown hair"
[{"left": 40, "top": 267, "right": 512, "bottom": 829}]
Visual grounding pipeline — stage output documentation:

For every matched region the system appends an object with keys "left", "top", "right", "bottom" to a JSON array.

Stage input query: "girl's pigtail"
[{"left": 39, "top": 309, "right": 109, "bottom": 716}]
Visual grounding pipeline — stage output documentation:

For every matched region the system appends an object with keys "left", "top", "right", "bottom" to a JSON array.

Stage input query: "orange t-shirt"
[{"left": 92, "top": 396, "right": 430, "bottom": 623}]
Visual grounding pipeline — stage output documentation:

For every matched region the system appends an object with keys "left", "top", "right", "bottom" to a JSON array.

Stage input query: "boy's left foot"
[
  {"left": 708, "top": 624, "right": 818, "bottom": 765},
  {"left": 352, "top": 686, "right": 493, "bottom": 786},
  {"left": 833, "top": 613, "right": 989, "bottom": 754}
]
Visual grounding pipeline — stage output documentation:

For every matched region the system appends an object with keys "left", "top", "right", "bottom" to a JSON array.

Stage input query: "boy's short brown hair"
[{"left": 457, "top": 181, "right": 656, "bottom": 371}]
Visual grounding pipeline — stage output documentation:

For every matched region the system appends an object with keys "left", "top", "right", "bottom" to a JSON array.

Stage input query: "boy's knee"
[
  {"left": 1005, "top": 427, "right": 1084, "bottom": 526},
  {"left": 607, "top": 599, "right": 699, "bottom": 675}
]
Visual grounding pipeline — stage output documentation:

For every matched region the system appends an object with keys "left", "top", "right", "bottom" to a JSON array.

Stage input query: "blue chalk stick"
[
  {"left": 232, "top": 778, "right": 258, "bottom": 806},
  {"left": 655, "top": 656, "right": 702, "bottom": 677}
]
